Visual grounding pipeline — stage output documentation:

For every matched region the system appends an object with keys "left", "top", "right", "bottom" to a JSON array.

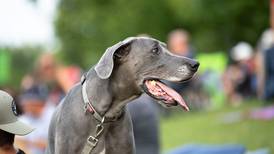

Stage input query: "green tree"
[
  {"left": 56, "top": 0, "right": 269, "bottom": 68},
  {"left": 167, "top": 0, "right": 269, "bottom": 51},
  {"left": 0, "top": 47, "right": 42, "bottom": 89},
  {"left": 56, "top": 0, "right": 175, "bottom": 68}
]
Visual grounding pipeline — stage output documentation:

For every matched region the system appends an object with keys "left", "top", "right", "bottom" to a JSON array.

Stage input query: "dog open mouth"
[{"left": 143, "top": 79, "right": 189, "bottom": 111}]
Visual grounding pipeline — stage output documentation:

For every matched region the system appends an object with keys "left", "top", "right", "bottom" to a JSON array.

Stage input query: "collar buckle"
[{"left": 87, "top": 136, "right": 98, "bottom": 147}]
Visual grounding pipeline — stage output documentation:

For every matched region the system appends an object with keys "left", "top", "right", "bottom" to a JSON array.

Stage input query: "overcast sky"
[{"left": 0, "top": 0, "right": 58, "bottom": 47}]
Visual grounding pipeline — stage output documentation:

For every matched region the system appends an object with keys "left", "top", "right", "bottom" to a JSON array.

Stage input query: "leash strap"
[
  {"left": 81, "top": 120, "right": 105, "bottom": 154},
  {"left": 81, "top": 73, "right": 106, "bottom": 154}
]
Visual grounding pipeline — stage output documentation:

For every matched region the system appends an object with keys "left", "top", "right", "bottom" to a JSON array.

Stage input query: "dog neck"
[{"left": 85, "top": 69, "right": 140, "bottom": 120}]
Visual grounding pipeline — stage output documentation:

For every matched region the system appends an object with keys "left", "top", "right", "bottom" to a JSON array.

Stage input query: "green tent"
[
  {"left": 196, "top": 52, "right": 227, "bottom": 74},
  {"left": 0, "top": 50, "right": 11, "bottom": 85}
]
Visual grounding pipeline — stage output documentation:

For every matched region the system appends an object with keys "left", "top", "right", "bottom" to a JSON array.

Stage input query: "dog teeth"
[{"left": 150, "top": 80, "right": 156, "bottom": 86}]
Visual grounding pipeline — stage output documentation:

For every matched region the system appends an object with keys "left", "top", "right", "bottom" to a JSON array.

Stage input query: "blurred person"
[
  {"left": 20, "top": 74, "right": 36, "bottom": 92},
  {"left": 22, "top": 54, "right": 81, "bottom": 106},
  {"left": 32, "top": 53, "right": 64, "bottom": 106},
  {"left": 223, "top": 42, "right": 256, "bottom": 103},
  {"left": 127, "top": 94, "right": 160, "bottom": 154},
  {"left": 55, "top": 65, "right": 82, "bottom": 93},
  {"left": 255, "top": 48, "right": 266, "bottom": 99},
  {"left": 15, "top": 86, "right": 55, "bottom": 154},
  {"left": 256, "top": 29, "right": 274, "bottom": 100},
  {"left": 167, "top": 29, "right": 195, "bottom": 58},
  {"left": 0, "top": 90, "right": 34, "bottom": 154},
  {"left": 256, "top": 29, "right": 273, "bottom": 98},
  {"left": 257, "top": 29, "right": 274, "bottom": 52},
  {"left": 165, "top": 29, "right": 203, "bottom": 110},
  {"left": 35, "top": 53, "right": 57, "bottom": 83},
  {"left": 262, "top": 46, "right": 274, "bottom": 101}
]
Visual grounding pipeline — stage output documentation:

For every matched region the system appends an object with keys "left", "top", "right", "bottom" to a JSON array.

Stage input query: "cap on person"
[
  {"left": 231, "top": 42, "right": 253, "bottom": 61},
  {"left": 0, "top": 90, "right": 34, "bottom": 135}
]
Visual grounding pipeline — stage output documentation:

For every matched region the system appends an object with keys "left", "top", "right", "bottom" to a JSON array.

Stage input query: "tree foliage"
[
  {"left": 0, "top": 47, "right": 42, "bottom": 89},
  {"left": 55, "top": 0, "right": 269, "bottom": 68}
]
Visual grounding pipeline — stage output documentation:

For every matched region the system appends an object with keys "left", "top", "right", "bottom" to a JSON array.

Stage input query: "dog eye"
[{"left": 151, "top": 47, "right": 160, "bottom": 54}]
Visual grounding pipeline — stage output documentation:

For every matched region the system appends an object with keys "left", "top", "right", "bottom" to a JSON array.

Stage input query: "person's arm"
[{"left": 255, "top": 51, "right": 265, "bottom": 99}]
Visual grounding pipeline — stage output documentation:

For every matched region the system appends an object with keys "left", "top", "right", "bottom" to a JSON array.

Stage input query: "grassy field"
[{"left": 160, "top": 102, "right": 274, "bottom": 153}]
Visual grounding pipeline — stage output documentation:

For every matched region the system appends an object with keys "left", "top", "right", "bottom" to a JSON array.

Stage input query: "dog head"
[{"left": 95, "top": 37, "right": 199, "bottom": 111}]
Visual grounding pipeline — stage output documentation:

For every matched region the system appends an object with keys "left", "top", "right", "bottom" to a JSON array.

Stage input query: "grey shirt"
[{"left": 127, "top": 94, "right": 160, "bottom": 154}]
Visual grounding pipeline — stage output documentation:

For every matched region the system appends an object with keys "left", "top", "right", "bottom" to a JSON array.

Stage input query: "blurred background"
[{"left": 0, "top": 0, "right": 273, "bottom": 154}]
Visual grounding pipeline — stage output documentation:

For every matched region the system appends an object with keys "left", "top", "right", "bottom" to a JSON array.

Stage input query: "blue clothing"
[
  {"left": 167, "top": 144, "right": 246, "bottom": 154},
  {"left": 264, "top": 47, "right": 274, "bottom": 100}
]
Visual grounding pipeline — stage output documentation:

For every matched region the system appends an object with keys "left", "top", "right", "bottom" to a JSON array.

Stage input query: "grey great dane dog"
[{"left": 46, "top": 37, "right": 199, "bottom": 154}]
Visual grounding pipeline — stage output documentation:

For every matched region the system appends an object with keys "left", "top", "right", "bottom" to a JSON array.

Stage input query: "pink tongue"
[{"left": 156, "top": 82, "right": 189, "bottom": 111}]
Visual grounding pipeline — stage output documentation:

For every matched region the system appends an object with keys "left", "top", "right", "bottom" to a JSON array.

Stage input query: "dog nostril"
[
  {"left": 189, "top": 61, "right": 199, "bottom": 71},
  {"left": 192, "top": 62, "right": 200, "bottom": 69}
]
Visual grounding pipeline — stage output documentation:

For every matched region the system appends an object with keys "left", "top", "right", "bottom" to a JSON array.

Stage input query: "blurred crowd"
[
  {"left": 1, "top": 54, "right": 82, "bottom": 153},
  {"left": 223, "top": 28, "right": 274, "bottom": 104},
  {"left": 1, "top": 27, "right": 274, "bottom": 154}
]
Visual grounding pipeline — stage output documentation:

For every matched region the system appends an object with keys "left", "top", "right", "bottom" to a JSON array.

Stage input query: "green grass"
[{"left": 160, "top": 102, "right": 274, "bottom": 153}]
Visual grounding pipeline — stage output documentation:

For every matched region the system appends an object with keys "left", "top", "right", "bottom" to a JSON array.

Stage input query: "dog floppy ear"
[{"left": 95, "top": 37, "right": 136, "bottom": 79}]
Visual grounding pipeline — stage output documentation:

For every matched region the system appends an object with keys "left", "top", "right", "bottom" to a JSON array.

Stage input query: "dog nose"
[{"left": 188, "top": 60, "right": 200, "bottom": 71}]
